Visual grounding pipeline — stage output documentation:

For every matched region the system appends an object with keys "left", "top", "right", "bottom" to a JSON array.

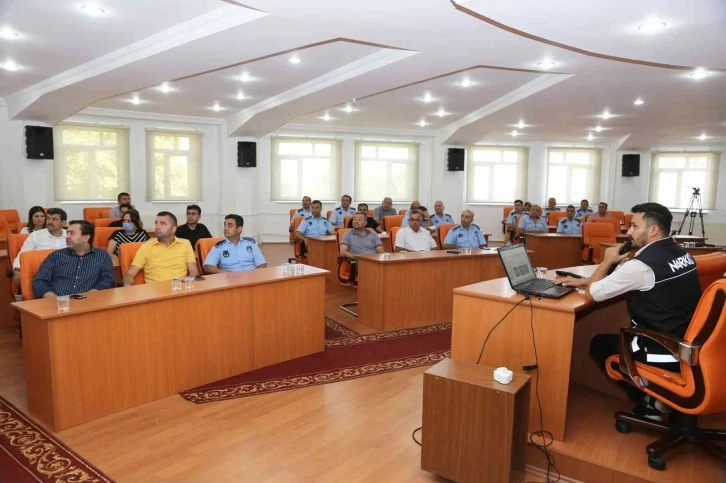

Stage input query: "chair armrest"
[
  {"left": 581, "top": 244, "right": 593, "bottom": 264},
  {"left": 620, "top": 327, "right": 700, "bottom": 367}
]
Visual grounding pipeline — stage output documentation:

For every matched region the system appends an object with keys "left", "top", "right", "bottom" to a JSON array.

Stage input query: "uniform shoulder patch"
[
  {"left": 214, "top": 239, "right": 226, "bottom": 247},
  {"left": 445, "top": 213, "right": 452, "bottom": 218},
  {"left": 452, "top": 224, "right": 462, "bottom": 230},
  {"left": 242, "top": 237, "right": 257, "bottom": 244},
  {"left": 472, "top": 224, "right": 481, "bottom": 230},
  {"left": 303, "top": 215, "right": 313, "bottom": 220}
]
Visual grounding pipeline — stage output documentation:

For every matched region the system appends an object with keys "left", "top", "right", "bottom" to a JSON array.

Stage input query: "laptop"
[{"left": 497, "top": 244, "right": 574, "bottom": 299}]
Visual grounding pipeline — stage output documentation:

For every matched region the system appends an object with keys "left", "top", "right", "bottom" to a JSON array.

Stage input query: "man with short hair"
[
  {"left": 329, "top": 195, "right": 356, "bottom": 226},
  {"left": 402, "top": 201, "right": 433, "bottom": 228},
  {"left": 430, "top": 200, "right": 455, "bottom": 230},
  {"left": 517, "top": 204, "right": 547, "bottom": 235},
  {"left": 290, "top": 196, "right": 313, "bottom": 228},
  {"left": 587, "top": 202, "right": 612, "bottom": 222},
  {"left": 556, "top": 205, "right": 583, "bottom": 235},
  {"left": 543, "top": 197, "right": 561, "bottom": 221},
  {"left": 443, "top": 210, "right": 487, "bottom": 249},
  {"left": 175, "top": 204, "right": 213, "bottom": 250},
  {"left": 13, "top": 208, "right": 68, "bottom": 284},
  {"left": 373, "top": 197, "right": 397, "bottom": 222},
  {"left": 122, "top": 211, "right": 199, "bottom": 285},
  {"left": 346, "top": 203, "right": 381, "bottom": 233},
  {"left": 295, "top": 200, "right": 335, "bottom": 252},
  {"left": 203, "top": 215, "right": 266, "bottom": 273},
  {"left": 505, "top": 199, "right": 527, "bottom": 234},
  {"left": 109, "top": 192, "right": 134, "bottom": 219},
  {"left": 109, "top": 204, "right": 132, "bottom": 228},
  {"left": 32, "top": 220, "right": 114, "bottom": 299},
  {"left": 340, "top": 212, "right": 385, "bottom": 258},
  {"left": 575, "top": 199, "right": 594, "bottom": 222},
  {"left": 557, "top": 203, "right": 702, "bottom": 420},
  {"left": 395, "top": 210, "right": 437, "bottom": 252}
]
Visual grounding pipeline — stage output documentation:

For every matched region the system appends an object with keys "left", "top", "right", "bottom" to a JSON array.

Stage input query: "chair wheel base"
[
  {"left": 648, "top": 455, "right": 666, "bottom": 471},
  {"left": 615, "top": 420, "right": 631, "bottom": 434}
]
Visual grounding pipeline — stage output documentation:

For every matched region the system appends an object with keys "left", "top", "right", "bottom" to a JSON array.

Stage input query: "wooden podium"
[{"left": 421, "top": 358, "right": 531, "bottom": 483}]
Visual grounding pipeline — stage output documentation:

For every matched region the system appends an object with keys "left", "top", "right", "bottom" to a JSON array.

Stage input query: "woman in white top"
[{"left": 20, "top": 206, "right": 46, "bottom": 234}]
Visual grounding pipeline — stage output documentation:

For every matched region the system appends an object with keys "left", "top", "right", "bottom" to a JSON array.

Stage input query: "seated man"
[
  {"left": 175, "top": 204, "right": 213, "bottom": 249},
  {"left": 289, "top": 196, "right": 312, "bottom": 230},
  {"left": 556, "top": 205, "right": 583, "bottom": 235},
  {"left": 122, "top": 211, "right": 199, "bottom": 285},
  {"left": 32, "top": 220, "right": 115, "bottom": 299},
  {"left": 517, "top": 204, "right": 547, "bottom": 235},
  {"left": 557, "top": 203, "right": 702, "bottom": 420},
  {"left": 346, "top": 203, "right": 382, "bottom": 233},
  {"left": 401, "top": 201, "right": 433, "bottom": 228},
  {"left": 575, "top": 199, "right": 594, "bottom": 222},
  {"left": 295, "top": 200, "right": 335, "bottom": 255},
  {"left": 13, "top": 208, "right": 68, "bottom": 285},
  {"left": 543, "top": 197, "right": 561, "bottom": 221},
  {"left": 203, "top": 214, "right": 266, "bottom": 273},
  {"left": 373, "top": 197, "right": 397, "bottom": 222},
  {"left": 505, "top": 199, "right": 528, "bottom": 241},
  {"left": 395, "top": 210, "right": 437, "bottom": 252},
  {"left": 587, "top": 202, "right": 612, "bottom": 222},
  {"left": 109, "top": 192, "right": 134, "bottom": 219},
  {"left": 430, "top": 200, "right": 454, "bottom": 231},
  {"left": 442, "top": 210, "right": 487, "bottom": 249},
  {"left": 329, "top": 194, "right": 356, "bottom": 227},
  {"left": 340, "top": 212, "right": 385, "bottom": 258},
  {"left": 109, "top": 204, "right": 132, "bottom": 227}
]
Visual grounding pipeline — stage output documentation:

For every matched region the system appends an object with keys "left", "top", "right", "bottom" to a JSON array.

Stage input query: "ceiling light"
[
  {"left": 517, "top": 120, "right": 525, "bottom": 129},
  {"left": 158, "top": 82, "right": 172, "bottom": 93},
  {"left": 289, "top": 55, "right": 301, "bottom": 65},
  {"left": 130, "top": 96, "right": 141, "bottom": 105},
  {"left": 511, "top": 130, "right": 519, "bottom": 137},
  {"left": 587, "top": 133, "right": 594, "bottom": 141},
  {"left": 212, "top": 103, "right": 222, "bottom": 112},
  {"left": 80, "top": 5, "right": 106, "bottom": 17},
  {"left": 1, "top": 61, "right": 20, "bottom": 71},
  {"left": 458, "top": 78, "right": 473, "bottom": 88},
  {"left": 638, "top": 22, "right": 666, "bottom": 33},
  {"left": 419, "top": 119, "right": 427, "bottom": 127},
  {"left": 436, "top": 108, "right": 447, "bottom": 117},
  {"left": 699, "top": 133, "right": 707, "bottom": 141},
  {"left": 536, "top": 61, "right": 556, "bottom": 69},
  {"left": 343, "top": 104, "right": 355, "bottom": 113},
  {"left": 690, "top": 68, "right": 709, "bottom": 80},
  {"left": 634, "top": 98, "right": 644, "bottom": 105},
  {"left": 595, "top": 126, "right": 602, "bottom": 132},
  {"left": 422, "top": 92, "right": 433, "bottom": 103},
  {"left": 234, "top": 92, "right": 246, "bottom": 100},
  {"left": 238, "top": 73, "right": 252, "bottom": 82},
  {"left": 322, "top": 113, "right": 331, "bottom": 121},
  {"left": 601, "top": 110, "right": 611, "bottom": 120},
  {"left": 0, "top": 30, "right": 20, "bottom": 40}
]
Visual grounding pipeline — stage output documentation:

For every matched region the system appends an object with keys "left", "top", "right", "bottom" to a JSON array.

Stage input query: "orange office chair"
[
  {"left": 291, "top": 217, "right": 308, "bottom": 263},
  {"left": 390, "top": 226, "right": 403, "bottom": 251},
  {"left": 502, "top": 207, "right": 514, "bottom": 234},
  {"left": 19, "top": 249, "right": 55, "bottom": 301},
  {"left": 581, "top": 222, "right": 615, "bottom": 264},
  {"left": 367, "top": 209, "right": 374, "bottom": 218},
  {"left": 398, "top": 209, "right": 407, "bottom": 215},
  {"left": 548, "top": 211, "right": 567, "bottom": 228},
  {"left": 14, "top": 223, "right": 27, "bottom": 234},
  {"left": 594, "top": 217, "right": 623, "bottom": 235},
  {"left": 326, "top": 210, "right": 332, "bottom": 220},
  {"left": 83, "top": 207, "right": 113, "bottom": 221},
  {"left": 382, "top": 215, "right": 404, "bottom": 233},
  {"left": 118, "top": 242, "right": 145, "bottom": 285},
  {"left": 335, "top": 228, "right": 358, "bottom": 316},
  {"left": 7, "top": 233, "right": 29, "bottom": 301},
  {"left": 0, "top": 209, "right": 20, "bottom": 227},
  {"left": 694, "top": 252, "right": 726, "bottom": 289},
  {"left": 196, "top": 237, "right": 224, "bottom": 273},
  {"left": 92, "top": 218, "right": 121, "bottom": 228},
  {"left": 343, "top": 215, "right": 354, "bottom": 229},
  {"left": 624, "top": 214, "right": 634, "bottom": 229},
  {"left": 92, "top": 227, "right": 119, "bottom": 250},
  {"left": 605, "top": 280, "right": 726, "bottom": 470},
  {"left": 438, "top": 223, "right": 456, "bottom": 248},
  {"left": 0, "top": 215, "right": 12, "bottom": 242},
  {"left": 289, "top": 208, "right": 305, "bottom": 244},
  {"left": 609, "top": 210, "right": 625, "bottom": 223}
]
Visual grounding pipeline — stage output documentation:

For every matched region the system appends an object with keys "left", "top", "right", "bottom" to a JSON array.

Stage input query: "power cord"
[{"left": 412, "top": 426, "right": 422, "bottom": 446}]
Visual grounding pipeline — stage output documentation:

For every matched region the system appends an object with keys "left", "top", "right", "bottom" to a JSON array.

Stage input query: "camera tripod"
[{"left": 672, "top": 187, "right": 706, "bottom": 237}]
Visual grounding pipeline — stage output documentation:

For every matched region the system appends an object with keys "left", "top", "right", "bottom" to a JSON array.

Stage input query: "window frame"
[
  {"left": 465, "top": 146, "right": 528, "bottom": 204},
  {"left": 353, "top": 141, "right": 419, "bottom": 203},
  {"left": 145, "top": 130, "right": 203, "bottom": 202},
  {"left": 270, "top": 137, "right": 342, "bottom": 202},
  {"left": 649, "top": 151, "right": 720, "bottom": 210},
  {"left": 545, "top": 148, "right": 602, "bottom": 205}
]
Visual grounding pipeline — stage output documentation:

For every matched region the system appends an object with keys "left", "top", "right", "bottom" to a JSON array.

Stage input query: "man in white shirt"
[
  {"left": 12, "top": 208, "right": 68, "bottom": 284},
  {"left": 395, "top": 210, "right": 437, "bottom": 252}
]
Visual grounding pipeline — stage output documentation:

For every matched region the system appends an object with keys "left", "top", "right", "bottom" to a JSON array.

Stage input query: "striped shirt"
[
  {"left": 110, "top": 229, "right": 150, "bottom": 256},
  {"left": 33, "top": 247, "right": 115, "bottom": 298}
]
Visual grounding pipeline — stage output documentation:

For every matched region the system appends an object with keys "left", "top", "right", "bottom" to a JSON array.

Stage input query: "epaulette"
[
  {"left": 296, "top": 208, "right": 305, "bottom": 213},
  {"left": 304, "top": 215, "right": 313, "bottom": 220},
  {"left": 472, "top": 223, "right": 481, "bottom": 230},
  {"left": 214, "top": 239, "right": 226, "bottom": 247},
  {"left": 445, "top": 213, "right": 452, "bottom": 218},
  {"left": 452, "top": 224, "right": 462, "bottom": 230},
  {"left": 242, "top": 237, "right": 257, "bottom": 244}
]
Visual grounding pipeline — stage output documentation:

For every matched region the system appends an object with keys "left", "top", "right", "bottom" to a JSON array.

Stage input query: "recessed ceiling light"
[
  {"left": 0, "top": 30, "right": 20, "bottom": 40},
  {"left": 436, "top": 108, "right": 447, "bottom": 117},
  {"left": 634, "top": 98, "right": 644, "bottom": 105},
  {"left": 517, "top": 120, "right": 525, "bottom": 129},
  {"left": 595, "top": 126, "right": 602, "bottom": 132},
  {"left": 158, "top": 82, "right": 172, "bottom": 93},
  {"left": 419, "top": 119, "right": 427, "bottom": 127},
  {"left": 536, "top": 61, "right": 556, "bottom": 69},
  {"left": 289, "top": 55, "right": 301, "bottom": 65},
  {"left": 212, "top": 102, "right": 222, "bottom": 112},
  {"left": 511, "top": 130, "right": 519, "bottom": 137},
  {"left": 322, "top": 113, "right": 331, "bottom": 121},
  {"left": 458, "top": 78, "right": 473, "bottom": 88},
  {"left": 587, "top": 133, "right": 594, "bottom": 141},
  {"left": 343, "top": 104, "right": 355, "bottom": 113},
  {"left": 690, "top": 68, "right": 709, "bottom": 80},
  {"left": 422, "top": 92, "right": 433, "bottom": 103},
  {"left": 638, "top": 22, "right": 666, "bottom": 33},
  {"left": 234, "top": 92, "right": 246, "bottom": 100},
  {"left": 130, "top": 96, "right": 141, "bottom": 105},
  {"left": 601, "top": 110, "right": 611, "bottom": 120},
  {"left": 80, "top": 5, "right": 106, "bottom": 17},
  {"left": 699, "top": 133, "right": 707, "bottom": 141},
  {"left": 1, "top": 61, "right": 20, "bottom": 71},
  {"left": 238, "top": 73, "right": 252, "bottom": 82}
]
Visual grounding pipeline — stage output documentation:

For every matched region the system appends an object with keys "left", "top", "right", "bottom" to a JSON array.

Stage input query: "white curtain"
[
  {"left": 354, "top": 141, "right": 419, "bottom": 203},
  {"left": 146, "top": 130, "right": 202, "bottom": 201}
]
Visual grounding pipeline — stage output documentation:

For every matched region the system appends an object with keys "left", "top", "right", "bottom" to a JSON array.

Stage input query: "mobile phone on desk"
[
  {"left": 69, "top": 294, "right": 87, "bottom": 300},
  {"left": 446, "top": 250, "right": 461, "bottom": 254},
  {"left": 555, "top": 270, "right": 584, "bottom": 279},
  {"left": 194, "top": 276, "right": 205, "bottom": 281}
]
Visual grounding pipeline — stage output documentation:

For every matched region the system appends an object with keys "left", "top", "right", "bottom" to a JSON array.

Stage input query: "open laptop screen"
[{"left": 499, "top": 244, "right": 536, "bottom": 286}]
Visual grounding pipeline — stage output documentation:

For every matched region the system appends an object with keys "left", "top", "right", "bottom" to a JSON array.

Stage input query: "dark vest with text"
[{"left": 627, "top": 237, "right": 702, "bottom": 337}]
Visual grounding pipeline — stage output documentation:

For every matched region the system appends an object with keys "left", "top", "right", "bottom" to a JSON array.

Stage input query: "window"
[
  {"left": 546, "top": 148, "right": 601, "bottom": 204},
  {"left": 649, "top": 152, "right": 720, "bottom": 210},
  {"left": 270, "top": 138, "right": 341, "bottom": 201},
  {"left": 146, "top": 130, "right": 202, "bottom": 201},
  {"left": 53, "top": 124, "right": 129, "bottom": 201},
  {"left": 466, "top": 147, "right": 527, "bottom": 203},
  {"left": 354, "top": 142, "right": 419, "bottom": 202}
]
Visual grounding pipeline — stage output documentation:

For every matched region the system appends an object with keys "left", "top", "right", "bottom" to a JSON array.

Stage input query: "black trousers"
[{"left": 589, "top": 333, "right": 681, "bottom": 402}]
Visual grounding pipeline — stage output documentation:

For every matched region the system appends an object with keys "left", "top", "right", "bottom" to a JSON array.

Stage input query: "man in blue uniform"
[
  {"left": 543, "top": 197, "right": 561, "bottom": 221},
  {"left": 289, "top": 196, "right": 312, "bottom": 229},
  {"left": 203, "top": 214, "right": 266, "bottom": 273},
  {"left": 295, "top": 200, "right": 335, "bottom": 253},
  {"left": 442, "top": 210, "right": 487, "bottom": 249},
  {"left": 329, "top": 194, "right": 356, "bottom": 226},
  {"left": 575, "top": 199, "right": 594, "bottom": 222},
  {"left": 505, "top": 199, "right": 528, "bottom": 242},
  {"left": 430, "top": 200, "right": 455, "bottom": 231},
  {"left": 518, "top": 204, "right": 547, "bottom": 235},
  {"left": 556, "top": 205, "right": 582, "bottom": 235}
]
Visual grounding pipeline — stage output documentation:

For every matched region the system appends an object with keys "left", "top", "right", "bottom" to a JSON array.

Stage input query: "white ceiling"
[{"left": 0, "top": 0, "right": 724, "bottom": 150}]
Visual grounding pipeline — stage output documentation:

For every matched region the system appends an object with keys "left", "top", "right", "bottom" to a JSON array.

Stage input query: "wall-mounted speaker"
[
  {"left": 237, "top": 141, "right": 256, "bottom": 167},
  {"left": 447, "top": 148, "right": 465, "bottom": 171},
  {"left": 622, "top": 154, "right": 640, "bottom": 177},
  {"left": 25, "top": 126, "right": 54, "bottom": 159}
]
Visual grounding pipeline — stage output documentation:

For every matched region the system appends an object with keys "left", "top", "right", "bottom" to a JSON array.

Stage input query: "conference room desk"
[
  {"left": 0, "top": 250, "right": 14, "bottom": 327},
  {"left": 602, "top": 242, "right": 722, "bottom": 257},
  {"left": 12, "top": 266, "right": 326, "bottom": 431},
  {"left": 525, "top": 233, "right": 582, "bottom": 269},
  {"left": 357, "top": 249, "right": 507, "bottom": 331},
  {"left": 451, "top": 265, "right": 631, "bottom": 442}
]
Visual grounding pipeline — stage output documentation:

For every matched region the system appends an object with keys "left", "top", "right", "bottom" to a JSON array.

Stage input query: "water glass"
[
  {"left": 382, "top": 253, "right": 391, "bottom": 261},
  {"left": 184, "top": 277, "right": 195, "bottom": 290},
  {"left": 171, "top": 279, "right": 182, "bottom": 292},
  {"left": 464, "top": 247, "right": 472, "bottom": 255},
  {"left": 536, "top": 267, "right": 548, "bottom": 279},
  {"left": 283, "top": 265, "right": 293, "bottom": 276},
  {"left": 295, "top": 264, "right": 305, "bottom": 276},
  {"left": 56, "top": 295, "right": 70, "bottom": 313}
]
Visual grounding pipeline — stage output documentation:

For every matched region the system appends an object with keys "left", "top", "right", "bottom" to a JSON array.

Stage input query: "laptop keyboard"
[{"left": 522, "top": 278, "right": 555, "bottom": 291}]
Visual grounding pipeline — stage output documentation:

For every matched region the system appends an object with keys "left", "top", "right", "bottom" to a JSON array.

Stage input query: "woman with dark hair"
[
  {"left": 107, "top": 209, "right": 150, "bottom": 257},
  {"left": 20, "top": 206, "right": 46, "bottom": 234}
]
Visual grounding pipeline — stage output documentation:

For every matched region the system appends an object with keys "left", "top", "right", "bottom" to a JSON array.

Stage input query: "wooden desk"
[
  {"left": 0, "top": 250, "right": 14, "bottom": 327},
  {"left": 525, "top": 233, "right": 582, "bottom": 269},
  {"left": 602, "top": 242, "right": 722, "bottom": 257},
  {"left": 450, "top": 265, "right": 631, "bottom": 442},
  {"left": 357, "top": 249, "right": 506, "bottom": 331},
  {"left": 12, "top": 267, "right": 326, "bottom": 431}
]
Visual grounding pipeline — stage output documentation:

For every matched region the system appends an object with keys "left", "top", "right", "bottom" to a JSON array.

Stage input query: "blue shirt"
[
  {"left": 518, "top": 215, "right": 547, "bottom": 233},
  {"left": 203, "top": 237, "right": 266, "bottom": 272},
  {"left": 329, "top": 206, "right": 356, "bottom": 225},
  {"left": 506, "top": 210, "right": 528, "bottom": 225},
  {"left": 556, "top": 217, "right": 582, "bottom": 235},
  {"left": 444, "top": 224, "right": 487, "bottom": 248},
  {"left": 430, "top": 213, "right": 455, "bottom": 231},
  {"left": 575, "top": 208, "right": 593, "bottom": 220},
  {"left": 33, "top": 247, "right": 115, "bottom": 298},
  {"left": 401, "top": 210, "right": 430, "bottom": 227},
  {"left": 543, "top": 207, "right": 561, "bottom": 220},
  {"left": 290, "top": 208, "right": 312, "bottom": 225},
  {"left": 296, "top": 216, "right": 335, "bottom": 236}
]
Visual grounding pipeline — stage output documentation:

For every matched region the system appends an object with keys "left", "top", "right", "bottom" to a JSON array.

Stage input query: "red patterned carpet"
[
  {"left": 0, "top": 396, "right": 113, "bottom": 482},
  {"left": 181, "top": 319, "right": 451, "bottom": 403}
]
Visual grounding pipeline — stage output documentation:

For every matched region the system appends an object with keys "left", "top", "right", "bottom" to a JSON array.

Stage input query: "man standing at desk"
[
  {"left": 442, "top": 210, "right": 487, "bottom": 249},
  {"left": 395, "top": 210, "right": 437, "bottom": 252},
  {"left": 557, "top": 203, "right": 701, "bottom": 420},
  {"left": 203, "top": 214, "right": 266, "bottom": 273},
  {"left": 295, "top": 200, "right": 335, "bottom": 255},
  {"left": 556, "top": 205, "right": 582, "bottom": 235}
]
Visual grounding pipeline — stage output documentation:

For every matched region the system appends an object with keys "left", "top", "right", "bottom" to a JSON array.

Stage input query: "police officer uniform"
[
  {"left": 543, "top": 207, "right": 561, "bottom": 221},
  {"left": 444, "top": 224, "right": 487, "bottom": 248},
  {"left": 518, "top": 215, "right": 547, "bottom": 232},
  {"left": 329, "top": 206, "right": 357, "bottom": 225},
  {"left": 506, "top": 210, "right": 528, "bottom": 226},
  {"left": 575, "top": 207, "right": 593, "bottom": 220},
  {"left": 556, "top": 216, "right": 582, "bottom": 235},
  {"left": 430, "top": 212, "right": 454, "bottom": 230},
  {"left": 203, "top": 237, "right": 266, "bottom": 271},
  {"left": 290, "top": 208, "right": 312, "bottom": 225},
  {"left": 297, "top": 215, "right": 335, "bottom": 237}
]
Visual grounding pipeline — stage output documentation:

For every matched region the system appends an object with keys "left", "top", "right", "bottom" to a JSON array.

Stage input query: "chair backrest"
[
  {"left": 609, "top": 211, "right": 625, "bottom": 222},
  {"left": 92, "top": 227, "right": 119, "bottom": 250},
  {"left": 390, "top": 226, "right": 402, "bottom": 249},
  {"left": 289, "top": 208, "right": 297, "bottom": 221},
  {"left": 343, "top": 215, "right": 354, "bottom": 228},
  {"left": 0, "top": 209, "right": 20, "bottom": 226},
  {"left": 291, "top": 217, "right": 306, "bottom": 260},
  {"left": 438, "top": 223, "right": 456, "bottom": 247},
  {"left": 503, "top": 206, "right": 514, "bottom": 221},
  {"left": 398, "top": 209, "right": 407, "bottom": 215},
  {"left": 582, "top": 222, "right": 615, "bottom": 263},
  {"left": 19, "top": 249, "right": 55, "bottom": 301},
  {"left": 8, "top": 234, "right": 29, "bottom": 299},
  {"left": 196, "top": 237, "right": 224, "bottom": 272},
  {"left": 593, "top": 217, "right": 622, "bottom": 234},
  {"left": 548, "top": 211, "right": 567, "bottom": 227},
  {"left": 623, "top": 213, "right": 634, "bottom": 228},
  {"left": 383, "top": 215, "right": 404, "bottom": 233},
  {"left": 15, "top": 223, "right": 27, "bottom": 234},
  {"left": 92, "top": 218, "right": 121, "bottom": 228},
  {"left": 326, "top": 210, "right": 332, "bottom": 220},
  {"left": 335, "top": 228, "right": 356, "bottom": 285},
  {"left": 83, "top": 207, "right": 113, "bottom": 221},
  {"left": 118, "top": 242, "right": 145, "bottom": 285},
  {"left": 367, "top": 209, "right": 374, "bottom": 217},
  {"left": 694, "top": 252, "right": 726, "bottom": 290},
  {"left": 0, "top": 215, "right": 12, "bottom": 239}
]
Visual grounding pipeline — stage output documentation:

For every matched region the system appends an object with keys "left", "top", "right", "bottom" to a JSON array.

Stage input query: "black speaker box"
[
  {"left": 25, "top": 126, "right": 54, "bottom": 159},
  {"left": 237, "top": 141, "right": 257, "bottom": 167},
  {"left": 447, "top": 148, "right": 465, "bottom": 171},
  {"left": 622, "top": 154, "right": 640, "bottom": 177}
]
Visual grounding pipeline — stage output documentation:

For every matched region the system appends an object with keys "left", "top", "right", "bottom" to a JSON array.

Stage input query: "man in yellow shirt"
[{"left": 122, "top": 211, "right": 199, "bottom": 285}]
